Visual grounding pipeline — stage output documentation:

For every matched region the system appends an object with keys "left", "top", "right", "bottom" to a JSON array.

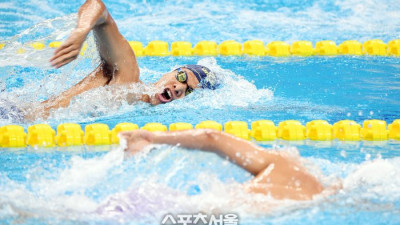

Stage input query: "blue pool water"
[{"left": 1, "top": 0, "right": 400, "bottom": 224}]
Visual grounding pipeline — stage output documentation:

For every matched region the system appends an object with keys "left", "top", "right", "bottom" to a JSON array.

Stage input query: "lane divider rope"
[
  {"left": 0, "top": 119, "right": 399, "bottom": 148},
  {"left": 1, "top": 39, "right": 399, "bottom": 57}
]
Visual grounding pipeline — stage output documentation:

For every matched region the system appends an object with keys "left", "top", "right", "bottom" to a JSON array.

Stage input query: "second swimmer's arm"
[
  {"left": 122, "top": 129, "right": 280, "bottom": 175},
  {"left": 121, "top": 129, "right": 324, "bottom": 200}
]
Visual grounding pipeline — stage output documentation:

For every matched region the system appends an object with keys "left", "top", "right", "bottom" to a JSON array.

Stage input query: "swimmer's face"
[{"left": 150, "top": 68, "right": 200, "bottom": 105}]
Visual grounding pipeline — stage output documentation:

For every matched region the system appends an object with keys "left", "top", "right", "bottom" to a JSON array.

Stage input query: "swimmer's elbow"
[
  {"left": 83, "top": 0, "right": 108, "bottom": 26},
  {"left": 95, "top": 1, "right": 109, "bottom": 26},
  {"left": 98, "top": 9, "right": 109, "bottom": 26}
]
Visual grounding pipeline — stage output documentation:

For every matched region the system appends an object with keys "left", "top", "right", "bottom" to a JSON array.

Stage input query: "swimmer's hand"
[
  {"left": 50, "top": 28, "right": 89, "bottom": 68},
  {"left": 120, "top": 130, "right": 155, "bottom": 154}
]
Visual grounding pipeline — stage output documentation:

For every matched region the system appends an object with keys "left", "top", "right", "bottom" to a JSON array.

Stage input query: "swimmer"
[
  {"left": 25, "top": 0, "right": 217, "bottom": 120},
  {"left": 120, "top": 129, "right": 325, "bottom": 201}
]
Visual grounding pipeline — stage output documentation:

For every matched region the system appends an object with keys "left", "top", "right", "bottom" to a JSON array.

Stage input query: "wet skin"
[
  {"left": 150, "top": 68, "right": 200, "bottom": 105},
  {"left": 121, "top": 129, "right": 327, "bottom": 201},
  {"left": 28, "top": 0, "right": 198, "bottom": 119}
]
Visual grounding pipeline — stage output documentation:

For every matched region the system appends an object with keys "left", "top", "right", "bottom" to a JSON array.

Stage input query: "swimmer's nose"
[
  {"left": 175, "top": 90, "right": 184, "bottom": 98},
  {"left": 173, "top": 85, "right": 184, "bottom": 99}
]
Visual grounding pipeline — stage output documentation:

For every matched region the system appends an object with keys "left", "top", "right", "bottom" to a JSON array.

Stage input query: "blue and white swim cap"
[{"left": 183, "top": 65, "right": 219, "bottom": 90}]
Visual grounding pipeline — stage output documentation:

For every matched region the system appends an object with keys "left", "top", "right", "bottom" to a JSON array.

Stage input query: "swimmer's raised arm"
[
  {"left": 50, "top": 0, "right": 140, "bottom": 84},
  {"left": 28, "top": 0, "right": 141, "bottom": 119},
  {"left": 121, "top": 129, "right": 324, "bottom": 200}
]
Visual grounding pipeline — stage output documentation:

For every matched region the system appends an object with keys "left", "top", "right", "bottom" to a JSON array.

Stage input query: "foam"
[
  {"left": 0, "top": 1, "right": 399, "bottom": 224},
  {"left": 0, "top": 142, "right": 400, "bottom": 223},
  {"left": 0, "top": 53, "right": 274, "bottom": 125},
  {"left": 343, "top": 158, "right": 400, "bottom": 199}
]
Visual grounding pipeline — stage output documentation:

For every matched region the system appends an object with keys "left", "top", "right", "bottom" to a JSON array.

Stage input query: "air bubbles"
[{"left": 340, "top": 150, "right": 347, "bottom": 158}]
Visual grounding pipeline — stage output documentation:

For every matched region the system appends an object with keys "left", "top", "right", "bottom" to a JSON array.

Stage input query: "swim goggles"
[{"left": 175, "top": 68, "right": 194, "bottom": 95}]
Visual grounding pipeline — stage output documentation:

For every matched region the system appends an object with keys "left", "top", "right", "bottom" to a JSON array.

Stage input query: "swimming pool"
[{"left": 1, "top": 0, "right": 400, "bottom": 224}]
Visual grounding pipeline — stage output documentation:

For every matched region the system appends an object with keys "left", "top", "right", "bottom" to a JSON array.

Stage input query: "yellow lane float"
[{"left": 1, "top": 119, "right": 400, "bottom": 148}]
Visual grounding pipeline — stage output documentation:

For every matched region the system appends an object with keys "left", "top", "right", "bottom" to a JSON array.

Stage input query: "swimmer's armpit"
[
  {"left": 44, "top": 0, "right": 140, "bottom": 116},
  {"left": 51, "top": 0, "right": 140, "bottom": 81}
]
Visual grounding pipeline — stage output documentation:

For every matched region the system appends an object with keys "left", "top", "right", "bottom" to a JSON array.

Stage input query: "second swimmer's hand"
[
  {"left": 120, "top": 130, "right": 155, "bottom": 154},
  {"left": 50, "top": 28, "right": 88, "bottom": 68}
]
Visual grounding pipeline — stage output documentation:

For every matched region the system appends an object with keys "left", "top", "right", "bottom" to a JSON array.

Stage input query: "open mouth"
[{"left": 157, "top": 88, "right": 173, "bottom": 103}]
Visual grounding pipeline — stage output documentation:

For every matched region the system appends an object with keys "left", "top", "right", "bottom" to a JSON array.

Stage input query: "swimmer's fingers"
[
  {"left": 52, "top": 56, "right": 77, "bottom": 69},
  {"left": 53, "top": 42, "right": 73, "bottom": 55},
  {"left": 50, "top": 45, "right": 79, "bottom": 64},
  {"left": 119, "top": 131, "right": 133, "bottom": 141},
  {"left": 119, "top": 131, "right": 155, "bottom": 154},
  {"left": 120, "top": 131, "right": 142, "bottom": 153},
  {"left": 51, "top": 50, "right": 80, "bottom": 68},
  {"left": 50, "top": 29, "right": 87, "bottom": 67},
  {"left": 50, "top": 44, "right": 74, "bottom": 62}
]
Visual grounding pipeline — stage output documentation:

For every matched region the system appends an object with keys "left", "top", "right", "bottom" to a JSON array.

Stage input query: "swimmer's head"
[
  {"left": 150, "top": 65, "right": 218, "bottom": 105},
  {"left": 182, "top": 65, "right": 218, "bottom": 90}
]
